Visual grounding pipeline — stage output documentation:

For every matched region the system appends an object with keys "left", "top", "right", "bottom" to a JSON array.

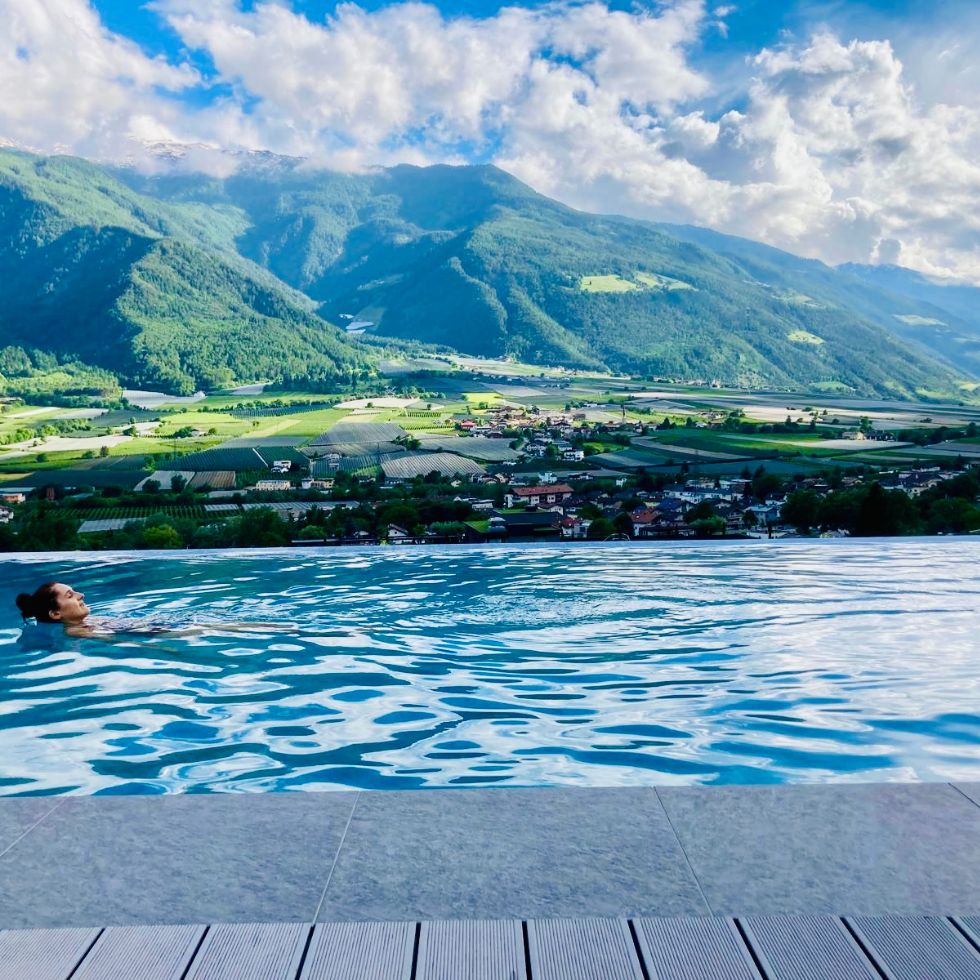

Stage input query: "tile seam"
[
  {"left": 0, "top": 796, "right": 69, "bottom": 862},
  {"left": 311, "top": 791, "right": 361, "bottom": 922},
  {"left": 949, "top": 783, "right": 980, "bottom": 811},
  {"left": 652, "top": 787, "right": 714, "bottom": 916}
]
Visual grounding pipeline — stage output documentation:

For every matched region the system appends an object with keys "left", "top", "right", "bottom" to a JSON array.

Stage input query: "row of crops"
[
  {"left": 67, "top": 507, "right": 207, "bottom": 521},
  {"left": 339, "top": 452, "right": 407, "bottom": 473},
  {"left": 228, "top": 403, "right": 335, "bottom": 418},
  {"left": 399, "top": 420, "right": 455, "bottom": 432},
  {"left": 312, "top": 422, "right": 408, "bottom": 445},
  {"left": 171, "top": 447, "right": 267, "bottom": 471}
]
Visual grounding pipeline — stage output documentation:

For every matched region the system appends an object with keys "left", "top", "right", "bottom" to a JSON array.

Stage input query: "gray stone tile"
[
  {"left": 0, "top": 791, "right": 358, "bottom": 928},
  {"left": 954, "top": 783, "right": 980, "bottom": 808},
  {"left": 658, "top": 783, "right": 980, "bottom": 917},
  {"left": 316, "top": 787, "right": 708, "bottom": 921},
  {"left": 0, "top": 798, "right": 62, "bottom": 855}
]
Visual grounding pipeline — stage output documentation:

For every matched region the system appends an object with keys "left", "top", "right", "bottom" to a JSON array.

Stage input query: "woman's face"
[{"left": 48, "top": 583, "right": 90, "bottom": 624}]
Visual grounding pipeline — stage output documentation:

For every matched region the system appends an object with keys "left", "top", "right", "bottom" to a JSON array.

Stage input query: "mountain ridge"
[{"left": 0, "top": 148, "right": 974, "bottom": 399}]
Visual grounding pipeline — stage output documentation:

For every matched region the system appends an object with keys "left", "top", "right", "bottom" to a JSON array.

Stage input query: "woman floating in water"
[
  {"left": 16, "top": 582, "right": 90, "bottom": 632},
  {"left": 15, "top": 581, "right": 287, "bottom": 637}
]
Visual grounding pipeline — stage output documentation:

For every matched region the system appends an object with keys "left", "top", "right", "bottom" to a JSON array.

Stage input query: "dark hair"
[{"left": 16, "top": 583, "right": 61, "bottom": 623}]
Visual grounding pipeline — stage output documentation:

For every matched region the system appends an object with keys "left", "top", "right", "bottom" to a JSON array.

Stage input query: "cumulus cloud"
[
  {"left": 0, "top": 0, "right": 200, "bottom": 158},
  {"left": 0, "top": 0, "right": 978, "bottom": 281}
]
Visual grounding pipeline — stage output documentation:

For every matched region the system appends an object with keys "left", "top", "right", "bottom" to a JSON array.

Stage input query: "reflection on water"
[{"left": 1, "top": 540, "right": 978, "bottom": 796}]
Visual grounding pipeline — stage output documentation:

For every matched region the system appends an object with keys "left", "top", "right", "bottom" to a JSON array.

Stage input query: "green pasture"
[{"left": 579, "top": 275, "right": 639, "bottom": 294}]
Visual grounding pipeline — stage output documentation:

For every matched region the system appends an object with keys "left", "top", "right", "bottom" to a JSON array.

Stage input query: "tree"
[
  {"left": 99, "top": 444, "right": 110, "bottom": 458},
  {"left": 170, "top": 475, "right": 187, "bottom": 493},
  {"left": 925, "top": 498, "right": 980, "bottom": 534},
  {"left": 612, "top": 512, "right": 634, "bottom": 537},
  {"left": 15, "top": 506, "right": 80, "bottom": 551},
  {"left": 687, "top": 500, "right": 717, "bottom": 522},
  {"left": 142, "top": 524, "right": 182, "bottom": 549},
  {"left": 781, "top": 490, "right": 822, "bottom": 532},
  {"left": 751, "top": 466, "right": 783, "bottom": 501},
  {"left": 586, "top": 517, "right": 615, "bottom": 539},
  {"left": 854, "top": 482, "right": 921, "bottom": 537},
  {"left": 231, "top": 507, "right": 290, "bottom": 547},
  {"left": 690, "top": 516, "right": 726, "bottom": 537}
]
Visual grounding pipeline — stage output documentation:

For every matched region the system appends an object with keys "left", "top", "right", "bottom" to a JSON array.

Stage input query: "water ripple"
[{"left": 0, "top": 540, "right": 978, "bottom": 795}]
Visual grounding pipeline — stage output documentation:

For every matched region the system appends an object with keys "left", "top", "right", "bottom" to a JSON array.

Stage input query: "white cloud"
[
  {"left": 0, "top": 0, "right": 978, "bottom": 281},
  {"left": 0, "top": 0, "right": 200, "bottom": 158}
]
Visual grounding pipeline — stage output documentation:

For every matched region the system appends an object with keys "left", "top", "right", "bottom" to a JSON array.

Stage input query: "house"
[
  {"left": 386, "top": 524, "right": 413, "bottom": 544},
  {"left": 0, "top": 506, "right": 13, "bottom": 524},
  {"left": 496, "top": 510, "right": 562, "bottom": 538},
  {"left": 0, "top": 492, "right": 26, "bottom": 505},
  {"left": 505, "top": 484, "right": 574, "bottom": 508},
  {"left": 745, "top": 502, "right": 783, "bottom": 525},
  {"left": 560, "top": 515, "right": 590, "bottom": 539},
  {"left": 562, "top": 449, "right": 585, "bottom": 462},
  {"left": 252, "top": 480, "right": 292, "bottom": 492},
  {"left": 630, "top": 507, "right": 660, "bottom": 537}
]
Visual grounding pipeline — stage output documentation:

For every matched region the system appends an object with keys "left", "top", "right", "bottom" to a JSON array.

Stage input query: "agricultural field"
[
  {"left": 381, "top": 452, "right": 486, "bottom": 480},
  {"left": 71, "top": 506, "right": 206, "bottom": 521},
  {"left": 312, "top": 422, "right": 408, "bottom": 445},
  {"left": 416, "top": 436, "right": 521, "bottom": 462},
  {"left": 2, "top": 361, "right": 978, "bottom": 495}
]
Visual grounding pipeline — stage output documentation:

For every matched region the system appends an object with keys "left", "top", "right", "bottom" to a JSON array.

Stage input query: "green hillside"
[
  {"left": 0, "top": 148, "right": 973, "bottom": 399},
  {"left": 0, "top": 151, "right": 372, "bottom": 394},
  {"left": 125, "top": 161, "right": 967, "bottom": 397}
]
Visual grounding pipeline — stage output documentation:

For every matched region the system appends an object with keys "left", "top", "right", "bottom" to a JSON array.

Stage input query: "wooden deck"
[{"left": 2, "top": 914, "right": 980, "bottom": 979}]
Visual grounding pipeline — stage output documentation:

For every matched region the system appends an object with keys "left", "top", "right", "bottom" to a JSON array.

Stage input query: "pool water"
[{"left": 1, "top": 540, "right": 978, "bottom": 796}]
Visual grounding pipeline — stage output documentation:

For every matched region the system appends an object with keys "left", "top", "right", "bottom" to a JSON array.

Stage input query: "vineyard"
[
  {"left": 381, "top": 452, "right": 486, "bottom": 480},
  {"left": 312, "top": 422, "right": 407, "bottom": 445},
  {"left": 228, "top": 403, "right": 335, "bottom": 418},
  {"left": 68, "top": 506, "right": 207, "bottom": 521},
  {"left": 171, "top": 447, "right": 268, "bottom": 471},
  {"left": 399, "top": 419, "right": 456, "bottom": 432},
  {"left": 339, "top": 452, "right": 406, "bottom": 473},
  {"left": 417, "top": 436, "right": 520, "bottom": 461}
]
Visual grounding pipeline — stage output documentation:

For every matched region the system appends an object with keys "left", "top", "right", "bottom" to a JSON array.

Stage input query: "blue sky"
[
  {"left": 84, "top": 0, "right": 979, "bottom": 119},
  {"left": 4, "top": 1, "right": 979, "bottom": 280}
]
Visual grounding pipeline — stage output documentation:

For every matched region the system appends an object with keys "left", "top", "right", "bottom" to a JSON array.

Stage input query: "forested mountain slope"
[
  {"left": 0, "top": 152, "right": 371, "bottom": 394},
  {"left": 1, "top": 148, "right": 973, "bottom": 398}
]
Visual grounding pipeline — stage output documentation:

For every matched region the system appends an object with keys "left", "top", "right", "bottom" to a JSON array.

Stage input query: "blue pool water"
[{"left": 1, "top": 540, "right": 978, "bottom": 796}]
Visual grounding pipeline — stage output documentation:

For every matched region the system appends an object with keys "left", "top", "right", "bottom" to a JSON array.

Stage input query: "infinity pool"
[{"left": 1, "top": 540, "right": 978, "bottom": 795}]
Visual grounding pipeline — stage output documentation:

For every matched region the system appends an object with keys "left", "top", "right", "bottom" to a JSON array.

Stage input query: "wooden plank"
[
  {"left": 416, "top": 919, "right": 526, "bottom": 980},
  {"left": 185, "top": 923, "right": 308, "bottom": 980},
  {"left": 634, "top": 917, "right": 761, "bottom": 980},
  {"left": 740, "top": 916, "right": 877, "bottom": 980},
  {"left": 0, "top": 927, "right": 101, "bottom": 980},
  {"left": 527, "top": 918, "right": 644, "bottom": 980},
  {"left": 300, "top": 921, "right": 415, "bottom": 980},
  {"left": 848, "top": 915, "right": 980, "bottom": 979},
  {"left": 72, "top": 924, "right": 204, "bottom": 980}
]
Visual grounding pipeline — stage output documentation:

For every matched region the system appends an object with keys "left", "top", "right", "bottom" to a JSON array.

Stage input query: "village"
[{"left": 1, "top": 394, "right": 975, "bottom": 551}]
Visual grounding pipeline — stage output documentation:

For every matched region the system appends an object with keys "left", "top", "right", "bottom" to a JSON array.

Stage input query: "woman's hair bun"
[{"left": 16, "top": 593, "right": 35, "bottom": 619}]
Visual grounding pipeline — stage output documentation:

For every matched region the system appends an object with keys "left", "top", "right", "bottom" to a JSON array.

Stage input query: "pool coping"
[{"left": 1, "top": 781, "right": 980, "bottom": 929}]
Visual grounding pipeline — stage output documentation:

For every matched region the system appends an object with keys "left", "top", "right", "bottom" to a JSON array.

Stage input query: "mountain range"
[{"left": 0, "top": 147, "right": 977, "bottom": 400}]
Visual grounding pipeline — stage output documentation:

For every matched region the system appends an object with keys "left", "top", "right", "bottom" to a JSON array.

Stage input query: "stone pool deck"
[{"left": 1, "top": 782, "right": 980, "bottom": 929}]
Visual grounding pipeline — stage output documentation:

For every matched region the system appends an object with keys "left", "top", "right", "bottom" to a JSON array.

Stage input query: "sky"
[{"left": 2, "top": 0, "right": 979, "bottom": 282}]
